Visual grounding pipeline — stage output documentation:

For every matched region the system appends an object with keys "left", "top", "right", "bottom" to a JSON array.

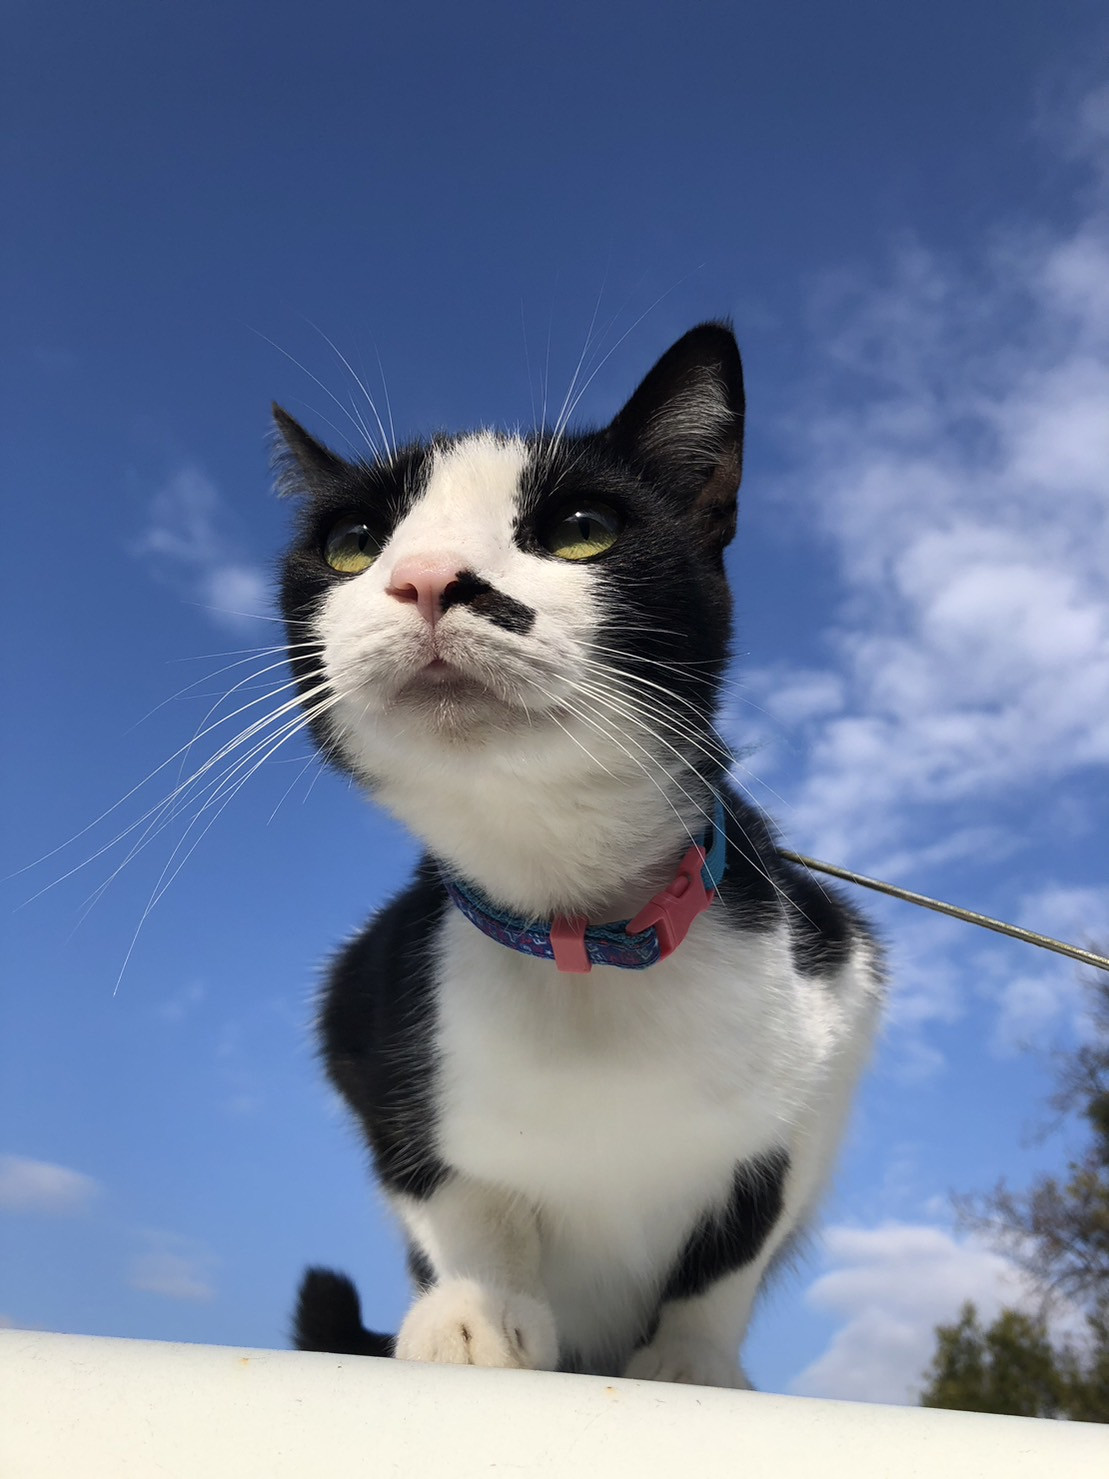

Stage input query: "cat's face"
[{"left": 277, "top": 324, "right": 744, "bottom": 794}]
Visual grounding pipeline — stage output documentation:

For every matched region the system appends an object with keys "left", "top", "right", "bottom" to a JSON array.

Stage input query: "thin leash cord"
[{"left": 779, "top": 850, "right": 1109, "bottom": 975}]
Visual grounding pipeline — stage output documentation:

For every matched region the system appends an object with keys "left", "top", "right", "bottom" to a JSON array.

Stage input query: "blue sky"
[{"left": 3, "top": 0, "right": 1108, "bottom": 1402}]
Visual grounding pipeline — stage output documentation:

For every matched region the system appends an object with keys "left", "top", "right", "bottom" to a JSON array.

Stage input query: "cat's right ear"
[{"left": 271, "top": 406, "right": 348, "bottom": 499}]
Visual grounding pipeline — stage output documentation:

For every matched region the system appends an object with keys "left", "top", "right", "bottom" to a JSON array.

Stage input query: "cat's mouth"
[
  {"left": 338, "top": 628, "right": 566, "bottom": 740},
  {"left": 418, "top": 658, "right": 460, "bottom": 681},
  {"left": 388, "top": 654, "right": 529, "bottom": 731}
]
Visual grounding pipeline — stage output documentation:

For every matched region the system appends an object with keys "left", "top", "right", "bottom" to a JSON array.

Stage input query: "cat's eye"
[
  {"left": 324, "top": 519, "right": 382, "bottom": 575},
  {"left": 541, "top": 504, "right": 622, "bottom": 561}
]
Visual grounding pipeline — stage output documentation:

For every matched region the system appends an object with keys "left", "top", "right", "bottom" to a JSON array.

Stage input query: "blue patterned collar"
[{"left": 442, "top": 799, "right": 728, "bottom": 974}]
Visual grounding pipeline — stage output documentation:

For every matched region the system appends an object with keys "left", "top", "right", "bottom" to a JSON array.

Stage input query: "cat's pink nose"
[{"left": 385, "top": 555, "right": 463, "bottom": 628}]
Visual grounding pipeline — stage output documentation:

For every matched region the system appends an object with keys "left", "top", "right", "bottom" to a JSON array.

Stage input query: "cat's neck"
[{"left": 374, "top": 755, "right": 718, "bottom": 923}]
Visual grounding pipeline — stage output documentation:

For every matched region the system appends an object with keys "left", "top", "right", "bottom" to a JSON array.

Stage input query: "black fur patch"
[
  {"left": 406, "top": 1244, "right": 436, "bottom": 1290},
  {"left": 318, "top": 859, "right": 451, "bottom": 1200},
  {"left": 516, "top": 434, "right": 735, "bottom": 766},
  {"left": 714, "top": 780, "right": 872, "bottom": 976},
  {"left": 715, "top": 781, "right": 790, "bottom": 932},
  {"left": 442, "top": 570, "right": 535, "bottom": 634},
  {"left": 662, "top": 1149, "right": 790, "bottom": 1302},
  {"left": 277, "top": 436, "right": 433, "bottom": 770},
  {"left": 781, "top": 865, "right": 869, "bottom": 978}
]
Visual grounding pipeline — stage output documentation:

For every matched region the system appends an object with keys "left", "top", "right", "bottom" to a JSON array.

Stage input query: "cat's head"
[{"left": 276, "top": 323, "right": 744, "bottom": 799}]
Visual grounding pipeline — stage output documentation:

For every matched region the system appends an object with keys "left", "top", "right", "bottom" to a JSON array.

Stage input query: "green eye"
[
  {"left": 542, "top": 504, "right": 622, "bottom": 561},
  {"left": 324, "top": 519, "right": 382, "bottom": 574}
]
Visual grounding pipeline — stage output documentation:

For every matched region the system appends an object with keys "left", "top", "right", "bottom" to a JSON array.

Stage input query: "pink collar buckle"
[
  {"left": 626, "top": 843, "right": 715, "bottom": 960},
  {"left": 550, "top": 914, "right": 591, "bottom": 974},
  {"left": 441, "top": 801, "right": 726, "bottom": 974}
]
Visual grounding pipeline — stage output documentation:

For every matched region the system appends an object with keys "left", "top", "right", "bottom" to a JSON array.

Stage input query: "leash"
[{"left": 780, "top": 850, "right": 1109, "bottom": 974}]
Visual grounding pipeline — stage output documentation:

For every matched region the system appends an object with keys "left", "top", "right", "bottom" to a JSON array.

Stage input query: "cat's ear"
[
  {"left": 606, "top": 323, "right": 744, "bottom": 560},
  {"left": 271, "top": 406, "right": 349, "bottom": 499}
]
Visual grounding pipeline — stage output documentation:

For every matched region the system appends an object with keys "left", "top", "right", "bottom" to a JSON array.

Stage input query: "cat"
[{"left": 277, "top": 322, "right": 884, "bottom": 1388}]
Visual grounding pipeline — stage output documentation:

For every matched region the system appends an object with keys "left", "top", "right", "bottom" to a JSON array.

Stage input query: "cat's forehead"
[
  {"left": 411, "top": 431, "right": 529, "bottom": 533},
  {"left": 387, "top": 429, "right": 612, "bottom": 549}
]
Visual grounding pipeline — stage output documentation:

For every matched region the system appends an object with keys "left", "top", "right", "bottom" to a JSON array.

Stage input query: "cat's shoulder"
[
  {"left": 716, "top": 782, "right": 884, "bottom": 986},
  {"left": 320, "top": 857, "right": 447, "bottom": 1044}
]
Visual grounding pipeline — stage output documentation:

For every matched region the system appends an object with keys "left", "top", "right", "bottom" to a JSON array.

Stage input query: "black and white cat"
[{"left": 278, "top": 323, "right": 883, "bottom": 1388}]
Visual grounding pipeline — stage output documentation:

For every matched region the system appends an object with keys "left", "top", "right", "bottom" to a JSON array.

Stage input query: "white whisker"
[
  {"left": 249, "top": 327, "right": 378, "bottom": 459},
  {"left": 15, "top": 654, "right": 325, "bottom": 892},
  {"left": 68, "top": 675, "right": 334, "bottom": 914},
  {"left": 303, "top": 317, "right": 392, "bottom": 462},
  {"left": 112, "top": 687, "right": 349, "bottom": 991}
]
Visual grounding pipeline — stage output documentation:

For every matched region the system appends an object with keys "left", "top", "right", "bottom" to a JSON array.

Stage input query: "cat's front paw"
[
  {"left": 394, "top": 1279, "right": 558, "bottom": 1370},
  {"left": 623, "top": 1335, "right": 750, "bottom": 1390}
]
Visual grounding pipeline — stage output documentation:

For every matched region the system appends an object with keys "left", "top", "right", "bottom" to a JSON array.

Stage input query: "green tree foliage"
[
  {"left": 921, "top": 1303, "right": 1071, "bottom": 1418},
  {"left": 918, "top": 975, "right": 1109, "bottom": 1421}
]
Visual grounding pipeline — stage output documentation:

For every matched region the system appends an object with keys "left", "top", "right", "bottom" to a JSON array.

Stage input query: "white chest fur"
[{"left": 427, "top": 905, "right": 877, "bottom": 1362}]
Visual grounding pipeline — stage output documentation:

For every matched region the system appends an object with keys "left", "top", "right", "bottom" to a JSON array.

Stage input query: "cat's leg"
[
  {"left": 624, "top": 1149, "right": 791, "bottom": 1390},
  {"left": 624, "top": 1261, "right": 770, "bottom": 1388},
  {"left": 391, "top": 1175, "right": 558, "bottom": 1371}
]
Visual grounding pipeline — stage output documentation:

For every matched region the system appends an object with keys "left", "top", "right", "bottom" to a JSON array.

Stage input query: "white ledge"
[{"left": 1, "top": 1329, "right": 1105, "bottom": 1477}]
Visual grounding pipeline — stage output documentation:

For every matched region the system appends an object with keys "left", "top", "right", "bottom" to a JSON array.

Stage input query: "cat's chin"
[{"left": 386, "top": 664, "right": 531, "bottom": 740}]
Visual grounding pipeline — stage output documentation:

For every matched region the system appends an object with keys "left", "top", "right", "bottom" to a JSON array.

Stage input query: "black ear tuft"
[
  {"left": 606, "top": 323, "right": 744, "bottom": 560},
  {"left": 271, "top": 406, "right": 349, "bottom": 499}
]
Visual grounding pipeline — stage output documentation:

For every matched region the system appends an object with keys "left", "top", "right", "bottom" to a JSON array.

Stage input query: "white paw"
[
  {"left": 394, "top": 1279, "right": 558, "bottom": 1370},
  {"left": 623, "top": 1335, "right": 750, "bottom": 1390}
]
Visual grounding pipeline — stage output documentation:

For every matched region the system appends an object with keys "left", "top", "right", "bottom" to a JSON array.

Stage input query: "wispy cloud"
[
  {"left": 0, "top": 1154, "right": 100, "bottom": 1215},
  {"left": 129, "top": 1231, "right": 218, "bottom": 1301},
  {"left": 792, "top": 1219, "right": 1083, "bottom": 1405},
  {"left": 135, "top": 467, "right": 273, "bottom": 632},
  {"left": 750, "top": 99, "right": 1109, "bottom": 873},
  {"left": 157, "top": 980, "right": 207, "bottom": 1026},
  {"left": 986, "top": 884, "right": 1109, "bottom": 1054}
]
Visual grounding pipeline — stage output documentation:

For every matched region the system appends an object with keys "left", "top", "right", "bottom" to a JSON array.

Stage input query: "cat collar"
[{"left": 442, "top": 799, "right": 727, "bottom": 974}]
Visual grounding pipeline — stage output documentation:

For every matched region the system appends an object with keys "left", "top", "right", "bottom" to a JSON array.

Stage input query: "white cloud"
[
  {"left": 989, "top": 967, "right": 1080, "bottom": 1056},
  {"left": 1019, "top": 883, "right": 1109, "bottom": 942},
  {"left": 986, "top": 884, "right": 1109, "bottom": 1053},
  {"left": 792, "top": 1220, "right": 1078, "bottom": 1405},
  {"left": 135, "top": 467, "right": 273, "bottom": 631},
  {"left": 752, "top": 140, "right": 1109, "bottom": 869},
  {"left": 0, "top": 1154, "right": 100, "bottom": 1215},
  {"left": 129, "top": 1233, "right": 217, "bottom": 1301},
  {"left": 202, "top": 564, "right": 272, "bottom": 624},
  {"left": 746, "top": 667, "right": 846, "bottom": 728},
  {"left": 868, "top": 826, "right": 1013, "bottom": 888}
]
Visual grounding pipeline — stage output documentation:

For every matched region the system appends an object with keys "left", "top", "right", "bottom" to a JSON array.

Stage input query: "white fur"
[
  {"left": 395, "top": 1279, "right": 557, "bottom": 1370},
  {"left": 311, "top": 433, "right": 883, "bottom": 1383},
  {"left": 407, "top": 907, "right": 880, "bottom": 1377}
]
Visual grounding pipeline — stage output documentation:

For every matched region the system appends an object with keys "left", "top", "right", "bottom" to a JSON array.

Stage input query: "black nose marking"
[{"left": 441, "top": 571, "right": 536, "bottom": 635}]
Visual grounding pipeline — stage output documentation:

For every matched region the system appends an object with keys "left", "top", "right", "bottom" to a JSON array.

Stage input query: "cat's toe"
[
  {"left": 623, "top": 1335, "right": 749, "bottom": 1390},
  {"left": 394, "top": 1279, "right": 557, "bottom": 1370}
]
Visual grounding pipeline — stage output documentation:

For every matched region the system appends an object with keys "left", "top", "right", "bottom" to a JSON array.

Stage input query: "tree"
[
  {"left": 921, "top": 1303, "right": 1070, "bottom": 1418},
  {"left": 918, "top": 973, "right": 1109, "bottom": 1422}
]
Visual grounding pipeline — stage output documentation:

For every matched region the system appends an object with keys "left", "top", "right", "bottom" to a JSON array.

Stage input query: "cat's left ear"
[
  {"left": 606, "top": 323, "right": 744, "bottom": 560},
  {"left": 271, "top": 405, "right": 350, "bottom": 499}
]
